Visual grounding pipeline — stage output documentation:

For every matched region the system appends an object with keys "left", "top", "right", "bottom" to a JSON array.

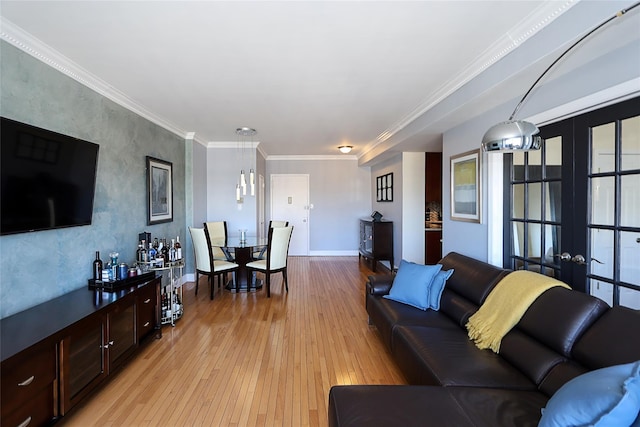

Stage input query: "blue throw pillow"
[
  {"left": 383, "top": 260, "right": 442, "bottom": 310},
  {"left": 429, "top": 269, "right": 454, "bottom": 310},
  {"left": 539, "top": 361, "right": 640, "bottom": 427}
]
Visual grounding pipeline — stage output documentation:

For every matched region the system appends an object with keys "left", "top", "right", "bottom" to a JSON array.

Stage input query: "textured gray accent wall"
[{"left": 0, "top": 41, "right": 186, "bottom": 318}]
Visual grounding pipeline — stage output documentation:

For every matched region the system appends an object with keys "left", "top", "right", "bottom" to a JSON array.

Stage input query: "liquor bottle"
[
  {"left": 175, "top": 236, "right": 182, "bottom": 260},
  {"left": 105, "top": 261, "right": 113, "bottom": 281},
  {"left": 157, "top": 240, "right": 164, "bottom": 259},
  {"left": 161, "top": 238, "right": 169, "bottom": 262},
  {"left": 93, "top": 251, "right": 103, "bottom": 281},
  {"left": 109, "top": 252, "right": 118, "bottom": 281},
  {"left": 136, "top": 241, "right": 145, "bottom": 263},
  {"left": 169, "top": 238, "right": 177, "bottom": 262},
  {"left": 140, "top": 240, "right": 148, "bottom": 263},
  {"left": 153, "top": 238, "right": 159, "bottom": 252},
  {"left": 148, "top": 242, "right": 156, "bottom": 261},
  {"left": 173, "top": 287, "right": 182, "bottom": 313},
  {"left": 161, "top": 292, "right": 168, "bottom": 319}
]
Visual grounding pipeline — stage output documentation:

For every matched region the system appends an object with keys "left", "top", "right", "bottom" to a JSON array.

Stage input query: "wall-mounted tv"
[{"left": 1, "top": 117, "right": 100, "bottom": 236}]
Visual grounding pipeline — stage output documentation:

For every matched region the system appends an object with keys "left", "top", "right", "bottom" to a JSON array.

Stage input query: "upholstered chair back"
[
  {"left": 189, "top": 227, "right": 211, "bottom": 273},
  {"left": 267, "top": 226, "right": 294, "bottom": 270}
]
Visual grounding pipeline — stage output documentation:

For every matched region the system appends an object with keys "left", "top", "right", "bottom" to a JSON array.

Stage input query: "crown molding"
[
  {"left": 365, "top": 0, "right": 577, "bottom": 152},
  {"left": 207, "top": 141, "right": 260, "bottom": 149},
  {"left": 266, "top": 154, "right": 357, "bottom": 161},
  {"left": 206, "top": 141, "right": 270, "bottom": 159},
  {"left": 0, "top": 17, "right": 195, "bottom": 142}
]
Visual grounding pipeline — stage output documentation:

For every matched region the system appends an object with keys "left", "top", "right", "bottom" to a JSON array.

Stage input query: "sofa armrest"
[{"left": 367, "top": 274, "right": 394, "bottom": 295}]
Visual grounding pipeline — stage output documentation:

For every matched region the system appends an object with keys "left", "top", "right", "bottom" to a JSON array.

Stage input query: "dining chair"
[
  {"left": 189, "top": 227, "right": 239, "bottom": 299},
  {"left": 204, "top": 221, "right": 234, "bottom": 261},
  {"left": 246, "top": 225, "right": 294, "bottom": 297},
  {"left": 253, "top": 220, "right": 289, "bottom": 260}
]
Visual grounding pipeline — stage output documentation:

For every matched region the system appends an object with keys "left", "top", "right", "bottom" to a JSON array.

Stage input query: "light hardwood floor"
[{"left": 59, "top": 256, "right": 406, "bottom": 426}]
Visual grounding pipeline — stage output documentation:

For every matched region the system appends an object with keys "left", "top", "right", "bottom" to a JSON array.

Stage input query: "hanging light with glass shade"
[{"left": 236, "top": 127, "right": 257, "bottom": 201}]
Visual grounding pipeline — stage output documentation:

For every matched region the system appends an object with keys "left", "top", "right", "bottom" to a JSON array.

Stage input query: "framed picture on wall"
[
  {"left": 450, "top": 149, "right": 481, "bottom": 223},
  {"left": 376, "top": 172, "right": 393, "bottom": 202},
  {"left": 147, "top": 156, "right": 173, "bottom": 225}
]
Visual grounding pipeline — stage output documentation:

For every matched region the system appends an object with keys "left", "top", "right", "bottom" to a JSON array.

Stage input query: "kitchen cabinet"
[{"left": 425, "top": 152, "right": 443, "bottom": 264}]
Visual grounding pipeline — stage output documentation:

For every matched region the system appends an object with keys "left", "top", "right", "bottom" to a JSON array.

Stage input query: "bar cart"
[{"left": 140, "top": 260, "right": 184, "bottom": 326}]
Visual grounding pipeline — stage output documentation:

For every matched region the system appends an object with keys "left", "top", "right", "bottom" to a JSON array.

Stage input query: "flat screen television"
[{"left": 1, "top": 117, "right": 100, "bottom": 235}]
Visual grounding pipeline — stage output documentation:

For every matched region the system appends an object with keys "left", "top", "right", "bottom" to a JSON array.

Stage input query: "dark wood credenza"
[
  {"left": 359, "top": 218, "right": 393, "bottom": 272},
  {"left": 0, "top": 276, "right": 161, "bottom": 427}
]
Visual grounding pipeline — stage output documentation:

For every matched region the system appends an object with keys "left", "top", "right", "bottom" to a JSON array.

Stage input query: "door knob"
[
  {"left": 555, "top": 252, "right": 603, "bottom": 265},
  {"left": 554, "top": 252, "right": 572, "bottom": 262}
]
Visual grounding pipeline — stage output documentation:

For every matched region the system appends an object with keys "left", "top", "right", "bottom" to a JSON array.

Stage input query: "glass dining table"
[{"left": 218, "top": 236, "right": 267, "bottom": 292}]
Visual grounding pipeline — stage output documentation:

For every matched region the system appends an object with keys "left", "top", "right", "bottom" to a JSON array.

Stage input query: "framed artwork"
[
  {"left": 376, "top": 172, "right": 393, "bottom": 202},
  {"left": 147, "top": 156, "right": 173, "bottom": 225},
  {"left": 450, "top": 149, "right": 481, "bottom": 223}
]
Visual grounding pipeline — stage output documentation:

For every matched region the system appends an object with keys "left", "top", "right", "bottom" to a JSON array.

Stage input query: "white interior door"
[{"left": 271, "top": 174, "right": 309, "bottom": 256}]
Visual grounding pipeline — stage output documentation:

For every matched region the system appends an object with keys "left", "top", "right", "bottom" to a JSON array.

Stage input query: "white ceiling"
[{"left": 0, "top": 1, "right": 608, "bottom": 160}]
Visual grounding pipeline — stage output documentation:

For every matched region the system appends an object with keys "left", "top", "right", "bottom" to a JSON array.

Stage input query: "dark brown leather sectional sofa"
[{"left": 328, "top": 252, "right": 640, "bottom": 427}]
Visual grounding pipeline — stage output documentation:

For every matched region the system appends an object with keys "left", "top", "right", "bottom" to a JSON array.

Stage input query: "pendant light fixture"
[
  {"left": 236, "top": 127, "right": 257, "bottom": 201},
  {"left": 482, "top": 2, "right": 639, "bottom": 153}
]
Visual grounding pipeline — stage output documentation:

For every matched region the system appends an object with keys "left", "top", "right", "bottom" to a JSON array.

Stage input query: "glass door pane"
[
  {"left": 585, "top": 105, "right": 640, "bottom": 307},
  {"left": 506, "top": 97, "right": 640, "bottom": 306}
]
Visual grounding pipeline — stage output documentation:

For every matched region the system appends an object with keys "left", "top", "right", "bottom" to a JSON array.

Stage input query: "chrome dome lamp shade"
[
  {"left": 482, "top": 120, "right": 541, "bottom": 152},
  {"left": 481, "top": 2, "right": 639, "bottom": 153}
]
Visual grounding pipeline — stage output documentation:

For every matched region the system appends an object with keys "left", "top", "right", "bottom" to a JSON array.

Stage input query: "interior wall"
[
  {"left": 206, "top": 146, "right": 258, "bottom": 237},
  {"left": 192, "top": 141, "right": 208, "bottom": 227},
  {"left": 401, "top": 152, "right": 426, "bottom": 264},
  {"left": 371, "top": 154, "right": 402, "bottom": 269},
  {"left": 0, "top": 41, "right": 187, "bottom": 318},
  {"left": 267, "top": 157, "right": 371, "bottom": 254}
]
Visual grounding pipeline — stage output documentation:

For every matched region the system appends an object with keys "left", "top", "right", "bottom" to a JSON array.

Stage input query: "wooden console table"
[
  {"left": 0, "top": 275, "right": 161, "bottom": 426},
  {"left": 359, "top": 218, "right": 394, "bottom": 272}
]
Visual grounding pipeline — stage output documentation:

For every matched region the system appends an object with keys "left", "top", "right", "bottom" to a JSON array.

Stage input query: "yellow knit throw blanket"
[{"left": 466, "top": 270, "right": 571, "bottom": 353}]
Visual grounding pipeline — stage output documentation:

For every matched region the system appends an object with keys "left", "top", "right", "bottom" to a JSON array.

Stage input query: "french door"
[{"left": 505, "top": 97, "right": 640, "bottom": 308}]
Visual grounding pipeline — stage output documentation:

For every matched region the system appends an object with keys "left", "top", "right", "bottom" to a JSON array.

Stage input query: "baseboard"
[{"left": 308, "top": 250, "right": 359, "bottom": 256}]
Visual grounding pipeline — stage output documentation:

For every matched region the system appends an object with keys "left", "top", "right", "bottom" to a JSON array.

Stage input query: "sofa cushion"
[
  {"left": 438, "top": 252, "right": 510, "bottom": 306},
  {"left": 539, "top": 361, "right": 640, "bottom": 427},
  {"left": 383, "top": 260, "right": 442, "bottom": 310},
  {"left": 328, "top": 385, "right": 476, "bottom": 427},
  {"left": 328, "top": 385, "right": 548, "bottom": 427},
  {"left": 499, "top": 330, "right": 568, "bottom": 387},
  {"left": 392, "top": 325, "right": 535, "bottom": 389},
  {"left": 438, "top": 288, "right": 481, "bottom": 327},
  {"left": 514, "top": 287, "right": 608, "bottom": 357},
  {"left": 497, "top": 287, "right": 608, "bottom": 387},
  {"left": 366, "top": 294, "right": 459, "bottom": 351},
  {"left": 429, "top": 269, "right": 453, "bottom": 310},
  {"left": 572, "top": 306, "right": 640, "bottom": 369}
]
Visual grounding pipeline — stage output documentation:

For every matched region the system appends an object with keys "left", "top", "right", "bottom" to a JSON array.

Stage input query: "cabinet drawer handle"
[
  {"left": 143, "top": 321, "right": 150, "bottom": 327},
  {"left": 144, "top": 298, "right": 151, "bottom": 304},
  {"left": 18, "top": 375, "right": 35, "bottom": 386},
  {"left": 17, "top": 416, "right": 32, "bottom": 427}
]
